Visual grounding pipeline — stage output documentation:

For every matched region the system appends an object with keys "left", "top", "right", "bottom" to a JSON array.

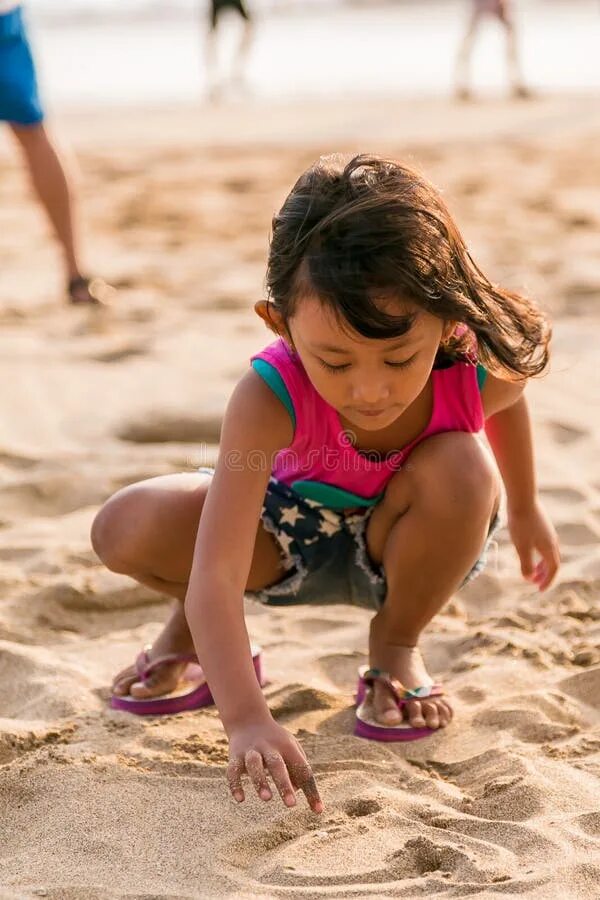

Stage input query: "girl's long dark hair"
[{"left": 266, "top": 154, "right": 550, "bottom": 379}]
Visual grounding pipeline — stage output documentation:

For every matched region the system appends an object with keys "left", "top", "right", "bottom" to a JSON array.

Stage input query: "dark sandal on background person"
[
  {"left": 67, "top": 275, "right": 113, "bottom": 306},
  {"left": 354, "top": 666, "right": 445, "bottom": 742}
]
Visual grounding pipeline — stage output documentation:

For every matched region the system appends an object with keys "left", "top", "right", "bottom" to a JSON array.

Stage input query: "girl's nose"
[{"left": 351, "top": 379, "right": 391, "bottom": 405}]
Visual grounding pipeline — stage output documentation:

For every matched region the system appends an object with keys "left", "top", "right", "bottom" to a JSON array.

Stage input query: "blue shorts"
[
  {"left": 0, "top": 7, "right": 44, "bottom": 125},
  {"left": 247, "top": 476, "right": 501, "bottom": 611}
]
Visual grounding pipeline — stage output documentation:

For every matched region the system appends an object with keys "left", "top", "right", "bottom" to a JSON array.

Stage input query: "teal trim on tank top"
[
  {"left": 251, "top": 358, "right": 296, "bottom": 429},
  {"left": 476, "top": 364, "right": 487, "bottom": 390},
  {"left": 291, "top": 480, "right": 383, "bottom": 510}
]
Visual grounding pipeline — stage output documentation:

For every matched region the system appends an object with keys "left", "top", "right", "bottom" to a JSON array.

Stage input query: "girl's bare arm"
[
  {"left": 481, "top": 374, "right": 560, "bottom": 590},
  {"left": 184, "top": 370, "right": 323, "bottom": 812}
]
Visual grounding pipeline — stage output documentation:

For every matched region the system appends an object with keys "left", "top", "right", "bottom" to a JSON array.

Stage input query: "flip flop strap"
[
  {"left": 362, "top": 667, "right": 444, "bottom": 701},
  {"left": 136, "top": 647, "right": 199, "bottom": 682}
]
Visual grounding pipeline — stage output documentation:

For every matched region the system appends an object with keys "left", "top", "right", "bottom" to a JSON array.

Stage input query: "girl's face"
[{"left": 258, "top": 294, "right": 449, "bottom": 432}]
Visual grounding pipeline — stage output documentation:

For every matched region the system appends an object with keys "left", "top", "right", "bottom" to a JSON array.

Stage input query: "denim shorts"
[
  {"left": 247, "top": 476, "right": 500, "bottom": 611},
  {"left": 0, "top": 8, "right": 44, "bottom": 125}
]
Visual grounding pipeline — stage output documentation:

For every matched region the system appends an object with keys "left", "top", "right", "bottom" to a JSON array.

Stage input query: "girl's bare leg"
[
  {"left": 366, "top": 433, "right": 500, "bottom": 729},
  {"left": 91, "top": 472, "right": 283, "bottom": 698}
]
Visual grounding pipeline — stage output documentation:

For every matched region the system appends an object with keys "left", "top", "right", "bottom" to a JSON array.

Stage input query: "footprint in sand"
[{"left": 116, "top": 412, "right": 222, "bottom": 444}]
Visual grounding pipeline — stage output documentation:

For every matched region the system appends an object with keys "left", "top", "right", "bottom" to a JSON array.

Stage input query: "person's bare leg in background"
[{"left": 10, "top": 122, "right": 107, "bottom": 304}]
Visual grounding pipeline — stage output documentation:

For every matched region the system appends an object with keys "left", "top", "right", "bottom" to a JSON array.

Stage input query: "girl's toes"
[
  {"left": 406, "top": 700, "right": 426, "bottom": 728},
  {"left": 438, "top": 700, "right": 453, "bottom": 723},
  {"left": 129, "top": 668, "right": 180, "bottom": 698},
  {"left": 111, "top": 666, "right": 135, "bottom": 691},
  {"left": 375, "top": 706, "right": 403, "bottom": 726},
  {"left": 422, "top": 701, "right": 440, "bottom": 729},
  {"left": 372, "top": 685, "right": 402, "bottom": 726},
  {"left": 130, "top": 678, "right": 166, "bottom": 699},
  {"left": 112, "top": 676, "right": 137, "bottom": 696}
]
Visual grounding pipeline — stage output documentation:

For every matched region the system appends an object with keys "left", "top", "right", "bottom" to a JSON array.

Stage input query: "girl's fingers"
[
  {"left": 245, "top": 749, "right": 272, "bottom": 801},
  {"left": 227, "top": 757, "right": 245, "bottom": 803},
  {"left": 518, "top": 542, "right": 534, "bottom": 579},
  {"left": 538, "top": 543, "right": 560, "bottom": 590},
  {"left": 264, "top": 752, "right": 297, "bottom": 808},
  {"left": 288, "top": 755, "right": 323, "bottom": 813}
]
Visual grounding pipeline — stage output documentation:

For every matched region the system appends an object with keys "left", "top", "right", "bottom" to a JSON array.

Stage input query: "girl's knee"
[
  {"left": 397, "top": 432, "right": 498, "bottom": 515},
  {"left": 90, "top": 485, "right": 151, "bottom": 574}
]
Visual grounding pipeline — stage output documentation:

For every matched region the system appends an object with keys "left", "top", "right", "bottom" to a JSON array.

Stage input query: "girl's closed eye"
[
  {"left": 319, "top": 359, "right": 351, "bottom": 373},
  {"left": 385, "top": 354, "right": 417, "bottom": 370},
  {"left": 319, "top": 354, "right": 417, "bottom": 374}
]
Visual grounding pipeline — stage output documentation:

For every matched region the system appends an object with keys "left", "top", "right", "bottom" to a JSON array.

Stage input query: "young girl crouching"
[{"left": 92, "top": 155, "right": 559, "bottom": 814}]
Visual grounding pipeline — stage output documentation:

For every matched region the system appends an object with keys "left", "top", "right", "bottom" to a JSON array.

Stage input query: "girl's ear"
[
  {"left": 255, "top": 300, "right": 284, "bottom": 335},
  {"left": 254, "top": 301, "right": 295, "bottom": 349}
]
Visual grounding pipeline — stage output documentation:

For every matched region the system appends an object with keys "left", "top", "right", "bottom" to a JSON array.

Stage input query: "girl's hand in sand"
[
  {"left": 508, "top": 499, "right": 560, "bottom": 591},
  {"left": 227, "top": 719, "right": 323, "bottom": 814}
]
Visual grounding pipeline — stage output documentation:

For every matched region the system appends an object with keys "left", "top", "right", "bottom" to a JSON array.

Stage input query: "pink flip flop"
[
  {"left": 354, "top": 666, "right": 444, "bottom": 742},
  {"left": 110, "top": 643, "right": 264, "bottom": 716}
]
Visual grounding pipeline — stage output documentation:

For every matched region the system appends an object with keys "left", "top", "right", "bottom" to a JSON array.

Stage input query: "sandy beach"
[{"left": 0, "top": 92, "right": 599, "bottom": 897}]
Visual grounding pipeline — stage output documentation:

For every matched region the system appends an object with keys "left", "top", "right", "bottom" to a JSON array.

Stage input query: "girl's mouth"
[{"left": 354, "top": 408, "right": 388, "bottom": 418}]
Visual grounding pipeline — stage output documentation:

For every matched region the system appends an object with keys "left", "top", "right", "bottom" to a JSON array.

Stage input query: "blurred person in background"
[
  {"left": 0, "top": 1, "right": 110, "bottom": 304},
  {"left": 455, "top": 0, "right": 530, "bottom": 100},
  {"left": 204, "top": 0, "right": 254, "bottom": 101}
]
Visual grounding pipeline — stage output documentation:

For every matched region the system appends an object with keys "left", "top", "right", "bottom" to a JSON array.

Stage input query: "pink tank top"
[{"left": 251, "top": 339, "right": 485, "bottom": 509}]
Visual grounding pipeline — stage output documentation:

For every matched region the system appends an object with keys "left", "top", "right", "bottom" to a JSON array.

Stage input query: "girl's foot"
[
  {"left": 112, "top": 602, "right": 195, "bottom": 699},
  {"left": 111, "top": 645, "right": 194, "bottom": 699},
  {"left": 370, "top": 646, "right": 453, "bottom": 730}
]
